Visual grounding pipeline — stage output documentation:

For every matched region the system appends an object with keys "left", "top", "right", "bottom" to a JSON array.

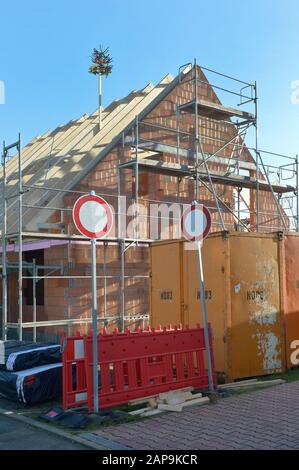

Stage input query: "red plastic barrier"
[
  {"left": 84, "top": 325, "right": 215, "bottom": 412},
  {"left": 62, "top": 332, "right": 88, "bottom": 409}
]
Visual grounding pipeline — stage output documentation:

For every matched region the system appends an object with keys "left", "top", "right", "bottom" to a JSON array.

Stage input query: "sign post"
[
  {"left": 196, "top": 239, "right": 214, "bottom": 393},
  {"left": 90, "top": 236, "right": 98, "bottom": 413},
  {"left": 73, "top": 191, "right": 113, "bottom": 413},
  {"left": 181, "top": 202, "right": 214, "bottom": 393}
]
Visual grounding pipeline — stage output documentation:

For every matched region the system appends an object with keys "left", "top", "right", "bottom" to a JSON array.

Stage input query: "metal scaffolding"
[
  {"left": 1, "top": 60, "right": 298, "bottom": 342},
  {"left": 118, "top": 60, "right": 298, "bottom": 237},
  {"left": 0, "top": 151, "right": 150, "bottom": 340}
]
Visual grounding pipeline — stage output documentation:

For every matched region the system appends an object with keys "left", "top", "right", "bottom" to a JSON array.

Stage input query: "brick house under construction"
[{"left": 0, "top": 62, "right": 297, "bottom": 342}]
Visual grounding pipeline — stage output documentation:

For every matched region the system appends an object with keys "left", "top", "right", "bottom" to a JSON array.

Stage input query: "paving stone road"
[
  {"left": 89, "top": 381, "right": 299, "bottom": 450},
  {"left": 0, "top": 415, "right": 88, "bottom": 450}
]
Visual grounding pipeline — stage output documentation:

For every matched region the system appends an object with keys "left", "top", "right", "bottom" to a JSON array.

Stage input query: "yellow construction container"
[{"left": 150, "top": 232, "right": 286, "bottom": 382}]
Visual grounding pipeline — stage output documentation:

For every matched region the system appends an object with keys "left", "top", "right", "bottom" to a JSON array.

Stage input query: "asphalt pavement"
[{"left": 0, "top": 414, "right": 88, "bottom": 450}]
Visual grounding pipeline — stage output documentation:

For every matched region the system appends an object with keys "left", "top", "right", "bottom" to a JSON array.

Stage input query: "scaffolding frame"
[
  {"left": 2, "top": 135, "right": 22, "bottom": 340},
  {"left": 1, "top": 61, "right": 298, "bottom": 341},
  {"left": 118, "top": 60, "right": 298, "bottom": 239},
  {"left": 0, "top": 223, "right": 150, "bottom": 340},
  {"left": 1, "top": 158, "right": 151, "bottom": 340}
]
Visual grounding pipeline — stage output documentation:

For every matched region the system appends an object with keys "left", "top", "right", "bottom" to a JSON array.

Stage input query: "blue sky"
[{"left": 0, "top": 0, "right": 298, "bottom": 158}]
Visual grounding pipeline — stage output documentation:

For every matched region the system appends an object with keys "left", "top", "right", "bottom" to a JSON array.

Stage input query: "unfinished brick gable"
[{"left": 44, "top": 67, "right": 285, "bottom": 238}]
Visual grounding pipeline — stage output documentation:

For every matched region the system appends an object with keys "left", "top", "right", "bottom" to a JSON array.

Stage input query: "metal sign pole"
[
  {"left": 91, "top": 236, "right": 99, "bottom": 414},
  {"left": 196, "top": 240, "right": 214, "bottom": 393},
  {"left": 89, "top": 188, "right": 99, "bottom": 414}
]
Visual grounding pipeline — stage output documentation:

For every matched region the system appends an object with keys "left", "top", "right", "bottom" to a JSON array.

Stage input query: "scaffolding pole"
[
  {"left": 117, "top": 164, "right": 121, "bottom": 239},
  {"left": 135, "top": 115, "right": 139, "bottom": 243},
  {"left": 119, "top": 239, "right": 125, "bottom": 332},
  {"left": 17, "top": 134, "right": 23, "bottom": 340},
  {"left": 32, "top": 258, "right": 37, "bottom": 342},
  {"left": 254, "top": 81, "right": 259, "bottom": 231},
  {"left": 2, "top": 136, "right": 21, "bottom": 340},
  {"left": 103, "top": 241, "right": 107, "bottom": 317},
  {"left": 1, "top": 141, "right": 7, "bottom": 340},
  {"left": 117, "top": 166, "right": 126, "bottom": 332},
  {"left": 176, "top": 105, "right": 180, "bottom": 164},
  {"left": 296, "top": 154, "right": 299, "bottom": 232},
  {"left": 237, "top": 188, "right": 242, "bottom": 231},
  {"left": 194, "top": 59, "right": 199, "bottom": 201}
]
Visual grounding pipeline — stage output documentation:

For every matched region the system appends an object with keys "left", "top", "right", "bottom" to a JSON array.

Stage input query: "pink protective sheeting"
[
  {"left": 0, "top": 239, "right": 68, "bottom": 253},
  {"left": 0, "top": 238, "right": 116, "bottom": 253}
]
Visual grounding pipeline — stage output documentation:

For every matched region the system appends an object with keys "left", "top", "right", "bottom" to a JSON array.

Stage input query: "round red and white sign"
[
  {"left": 181, "top": 203, "right": 211, "bottom": 241},
  {"left": 72, "top": 194, "right": 113, "bottom": 239}
]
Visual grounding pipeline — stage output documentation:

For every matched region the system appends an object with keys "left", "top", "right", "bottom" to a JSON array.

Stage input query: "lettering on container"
[
  {"left": 196, "top": 289, "right": 212, "bottom": 300},
  {"left": 160, "top": 290, "right": 173, "bottom": 301},
  {"left": 246, "top": 290, "right": 267, "bottom": 302}
]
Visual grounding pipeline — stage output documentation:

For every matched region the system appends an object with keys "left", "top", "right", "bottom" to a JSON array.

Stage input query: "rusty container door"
[
  {"left": 229, "top": 233, "right": 284, "bottom": 380},
  {"left": 183, "top": 234, "right": 230, "bottom": 377},
  {"left": 150, "top": 233, "right": 285, "bottom": 382},
  {"left": 283, "top": 233, "right": 299, "bottom": 368},
  {"left": 150, "top": 241, "right": 183, "bottom": 328}
]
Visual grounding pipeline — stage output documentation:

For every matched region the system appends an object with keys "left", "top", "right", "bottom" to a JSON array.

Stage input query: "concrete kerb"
[{"left": 0, "top": 406, "right": 110, "bottom": 451}]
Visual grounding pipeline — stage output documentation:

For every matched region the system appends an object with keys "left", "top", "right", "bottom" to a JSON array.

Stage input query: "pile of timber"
[
  {"left": 128, "top": 387, "right": 210, "bottom": 417},
  {"left": 127, "top": 379, "right": 286, "bottom": 417}
]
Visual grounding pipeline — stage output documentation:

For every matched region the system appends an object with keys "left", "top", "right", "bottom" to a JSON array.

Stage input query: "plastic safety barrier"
[
  {"left": 62, "top": 332, "right": 88, "bottom": 409},
  {"left": 84, "top": 325, "right": 215, "bottom": 411},
  {"left": 62, "top": 325, "right": 215, "bottom": 411}
]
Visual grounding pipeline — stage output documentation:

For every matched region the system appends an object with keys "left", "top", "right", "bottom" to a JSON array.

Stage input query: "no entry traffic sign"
[
  {"left": 72, "top": 192, "right": 114, "bottom": 415},
  {"left": 72, "top": 194, "right": 113, "bottom": 239},
  {"left": 181, "top": 203, "right": 211, "bottom": 241}
]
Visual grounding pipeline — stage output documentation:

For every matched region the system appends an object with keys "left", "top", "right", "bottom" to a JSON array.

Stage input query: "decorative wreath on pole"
[{"left": 88, "top": 46, "right": 113, "bottom": 77}]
